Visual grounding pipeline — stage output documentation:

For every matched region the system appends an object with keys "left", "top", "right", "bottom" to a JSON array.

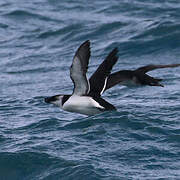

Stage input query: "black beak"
[
  {"left": 44, "top": 96, "right": 57, "bottom": 103},
  {"left": 45, "top": 97, "right": 51, "bottom": 103}
]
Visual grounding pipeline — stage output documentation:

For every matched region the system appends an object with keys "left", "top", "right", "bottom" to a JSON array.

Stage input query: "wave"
[
  {"left": 1, "top": 0, "right": 180, "bottom": 179},
  {"left": 0, "top": 151, "right": 77, "bottom": 180},
  {"left": 38, "top": 24, "right": 83, "bottom": 39},
  {"left": 3, "top": 9, "right": 62, "bottom": 23}
]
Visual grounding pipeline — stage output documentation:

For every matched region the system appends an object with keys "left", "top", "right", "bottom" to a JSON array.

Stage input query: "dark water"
[{"left": 1, "top": 0, "right": 180, "bottom": 179}]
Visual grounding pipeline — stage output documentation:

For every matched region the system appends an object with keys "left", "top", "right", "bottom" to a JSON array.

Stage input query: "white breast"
[{"left": 62, "top": 95, "right": 104, "bottom": 115}]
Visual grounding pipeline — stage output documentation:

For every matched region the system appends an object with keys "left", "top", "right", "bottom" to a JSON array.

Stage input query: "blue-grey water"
[{"left": 0, "top": 0, "right": 180, "bottom": 179}]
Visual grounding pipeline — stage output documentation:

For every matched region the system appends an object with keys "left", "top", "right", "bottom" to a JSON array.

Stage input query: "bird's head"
[{"left": 45, "top": 95, "right": 64, "bottom": 107}]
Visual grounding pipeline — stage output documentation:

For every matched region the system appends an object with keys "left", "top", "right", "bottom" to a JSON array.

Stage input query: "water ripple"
[{"left": 1, "top": 0, "right": 180, "bottom": 179}]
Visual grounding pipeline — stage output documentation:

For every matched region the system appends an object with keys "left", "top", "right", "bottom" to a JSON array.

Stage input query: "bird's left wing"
[{"left": 70, "top": 40, "right": 91, "bottom": 96}]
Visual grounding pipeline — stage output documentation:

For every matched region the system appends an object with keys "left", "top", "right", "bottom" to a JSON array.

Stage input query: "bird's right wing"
[{"left": 88, "top": 48, "right": 118, "bottom": 97}]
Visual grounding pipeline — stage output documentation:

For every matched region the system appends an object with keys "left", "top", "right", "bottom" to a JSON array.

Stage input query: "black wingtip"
[
  {"left": 109, "top": 47, "right": 118, "bottom": 57},
  {"left": 112, "top": 47, "right": 118, "bottom": 54},
  {"left": 105, "top": 47, "right": 119, "bottom": 62},
  {"left": 77, "top": 40, "right": 91, "bottom": 53},
  {"left": 75, "top": 40, "right": 91, "bottom": 63},
  {"left": 76, "top": 40, "right": 90, "bottom": 53},
  {"left": 81, "top": 40, "right": 90, "bottom": 47}
]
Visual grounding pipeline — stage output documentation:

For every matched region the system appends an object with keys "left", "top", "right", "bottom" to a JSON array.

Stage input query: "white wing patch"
[{"left": 100, "top": 77, "right": 108, "bottom": 95}]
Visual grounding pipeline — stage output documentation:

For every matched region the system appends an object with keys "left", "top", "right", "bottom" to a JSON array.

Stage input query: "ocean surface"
[{"left": 0, "top": 0, "right": 180, "bottom": 179}]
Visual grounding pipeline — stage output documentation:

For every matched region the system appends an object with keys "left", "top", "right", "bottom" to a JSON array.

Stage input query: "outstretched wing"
[
  {"left": 70, "top": 40, "right": 91, "bottom": 96},
  {"left": 88, "top": 48, "right": 118, "bottom": 97},
  {"left": 135, "top": 64, "right": 180, "bottom": 74},
  {"left": 105, "top": 70, "right": 133, "bottom": 90}
]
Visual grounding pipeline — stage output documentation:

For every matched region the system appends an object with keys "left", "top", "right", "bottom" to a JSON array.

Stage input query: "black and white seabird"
[
  {"left": 45, "top": 40, "right": 118, "bottom": 116},
  {"left": 105, "top": 64, "right": 180, "bottom": 89}
]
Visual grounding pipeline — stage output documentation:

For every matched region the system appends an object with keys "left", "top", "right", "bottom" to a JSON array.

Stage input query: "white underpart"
[
  {"left": 100, "top": 77, "right": 108, "bottom": 95},
  {"left": 62, "top": 95, "right": 105, "bottom": 116}
]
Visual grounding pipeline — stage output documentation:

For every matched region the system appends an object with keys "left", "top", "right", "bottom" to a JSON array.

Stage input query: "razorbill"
[
  {"left": 105, "top": 64, "right": 180, "bottom": 89},
  {"left": 45, "top": 40, "right": 118, "bottom": 116}
]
